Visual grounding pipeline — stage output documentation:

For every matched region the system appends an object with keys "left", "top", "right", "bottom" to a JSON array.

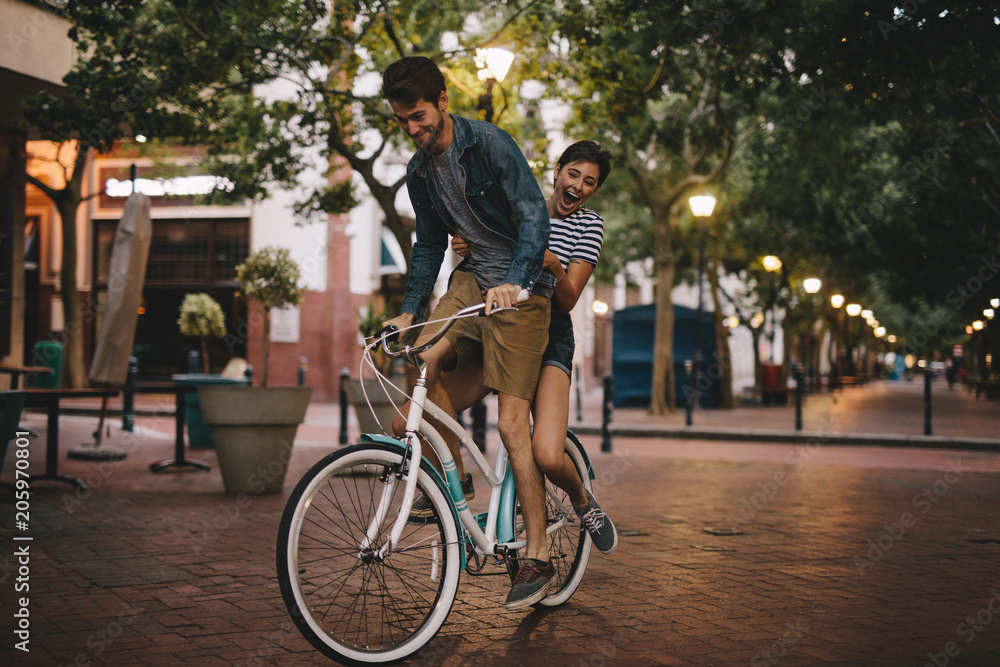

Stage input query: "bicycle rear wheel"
[
  {"left": 277, "top": 443, "right": 461, "bottom": 664},
  {"left": 507, "top": 433, "right": 593, "bottom": 606}
]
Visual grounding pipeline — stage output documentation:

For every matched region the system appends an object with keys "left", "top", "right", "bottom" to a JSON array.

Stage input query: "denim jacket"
[{"left": 400, "top": 114, "right": 550, "bottom": 317}]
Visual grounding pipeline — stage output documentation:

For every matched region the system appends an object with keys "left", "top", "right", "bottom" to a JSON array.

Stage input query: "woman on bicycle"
[{"left": 451, "top": 140, "right": 618, "bottom": 555}]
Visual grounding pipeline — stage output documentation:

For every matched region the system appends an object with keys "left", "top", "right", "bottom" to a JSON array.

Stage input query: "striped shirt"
[{"left": 549, "top": 208, "right": 604, "bottom": 270}]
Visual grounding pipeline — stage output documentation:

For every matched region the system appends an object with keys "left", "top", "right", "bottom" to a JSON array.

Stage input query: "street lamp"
[
  {"left": 829, "top": 293, "right": 845, "bottom": 383},
  {"left": 762, "top": 255, "right": 782, "bottom": 272},
  {"left": 761, "top": 255, "right": 782, "bottom": 362},
  {"left": 803, "top": 278, "right": 822, "bottom": 294},
  {"left": 475, "top": 47, "right": 514, "bottom": 124},
  {"left": 688, "top": 193, "right": 716, "bottom": 411}
]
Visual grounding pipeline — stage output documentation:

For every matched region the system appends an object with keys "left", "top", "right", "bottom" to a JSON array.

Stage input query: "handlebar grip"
[{"left": 378, "top": 324, "right": 400, "bottom": 343}]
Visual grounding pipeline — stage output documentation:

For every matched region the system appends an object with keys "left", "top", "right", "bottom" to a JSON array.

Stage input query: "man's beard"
[{"left": 416, "top": 113, "right": 446, "bottom": 155}]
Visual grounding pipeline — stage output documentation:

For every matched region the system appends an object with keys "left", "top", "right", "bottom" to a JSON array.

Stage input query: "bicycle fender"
[
  {"left": 359, "top": 434, "right": 467, "bottom": 569},
  {"left": 497, "top": 463, "right": 518, "bottom": 544},
  {"left": 565, "top": 430, "right": 596, "bottom": 480}
]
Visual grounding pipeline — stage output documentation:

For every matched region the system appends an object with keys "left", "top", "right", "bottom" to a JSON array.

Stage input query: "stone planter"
[
  {"left": 173, "top": 374, "right": 250, "bottom": 449},
  {"left": 344, "top": 377, "right": 408, "bottom": 436},
  {"left": 197, "top": 385, "right": 311, "bottom": 494}
]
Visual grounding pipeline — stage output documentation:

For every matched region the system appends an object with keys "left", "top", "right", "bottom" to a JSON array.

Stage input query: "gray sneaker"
[
  {"left": 576, "top": 490, "right": 618, "bottom": 554},
  {"left": 504, "top": 559, "right": 556, "bottom": 610},
  {"left": 409, "top": 472, "right": 474, "bottom": 519}
]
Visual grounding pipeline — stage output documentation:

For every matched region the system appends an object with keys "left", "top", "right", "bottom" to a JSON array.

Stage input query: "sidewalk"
[
  {"left": 48, "top": 376, "right": 1000, "bottom": 449},
  {"left": 3, "top": 379, "right": 1000, "bottom": 665}
]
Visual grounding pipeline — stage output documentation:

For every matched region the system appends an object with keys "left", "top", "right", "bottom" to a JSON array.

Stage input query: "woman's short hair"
[
  {"left": 556, "top": 141, "right": 614, "bottom": 187},
  {"left": 382, "top": 57, "right": 446, "bottom": 106}
]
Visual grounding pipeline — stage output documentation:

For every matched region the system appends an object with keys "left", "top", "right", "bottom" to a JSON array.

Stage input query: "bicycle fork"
[{"left": 361, "top": 367, "right": 430, "bottom": 561}]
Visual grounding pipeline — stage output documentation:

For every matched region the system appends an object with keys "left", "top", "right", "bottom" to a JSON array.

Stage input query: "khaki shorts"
[{"left": 420, "top": 270, "right": 550, "bottom": 401}]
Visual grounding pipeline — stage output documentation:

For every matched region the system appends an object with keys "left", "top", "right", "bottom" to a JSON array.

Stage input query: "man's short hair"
[
  {"left": 556, "top": 141, "right": 614, "bottom": 188},
  {"left": 382, "top": 57, "right": 446, "bottom": 106}
]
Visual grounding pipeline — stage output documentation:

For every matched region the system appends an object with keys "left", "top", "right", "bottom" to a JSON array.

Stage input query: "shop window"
[{"left": 94, "top": 218, "right": 249, "bottom": 288}]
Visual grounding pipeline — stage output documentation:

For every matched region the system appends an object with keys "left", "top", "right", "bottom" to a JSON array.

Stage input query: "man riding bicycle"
[{"left": 380, "top": 56, "right": 557, "bottom": 610}]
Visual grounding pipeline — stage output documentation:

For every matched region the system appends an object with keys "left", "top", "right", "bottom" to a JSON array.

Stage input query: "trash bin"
[
  {"left": 172, "top": 374, "right": 250, "bottom": 449},
  {"left": 761, "top": 363, "right": 786, "bottom": 405},
  {"left": 30, "top": 341, "right": 63, "bottom": 389}
]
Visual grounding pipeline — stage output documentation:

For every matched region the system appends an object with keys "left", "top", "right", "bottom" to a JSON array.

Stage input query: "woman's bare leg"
[{"left": 531, "top": 365, "right": 588, "bottom": 509}]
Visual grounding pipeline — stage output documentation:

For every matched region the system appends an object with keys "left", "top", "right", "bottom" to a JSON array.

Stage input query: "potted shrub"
[
  {"left": 177, "top": 292, "right": 226, "bottom": 373},
  {"left": 197, "top": 246, "right": 312, "bottom": 494},
  {"left": 345, "top": 299, "right": 408, "bottom": 434},
  {"left": 173, "top": 292, "right": 244, "bottom": 449}
]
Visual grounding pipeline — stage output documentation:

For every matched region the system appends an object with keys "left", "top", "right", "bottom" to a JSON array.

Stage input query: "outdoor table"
[
  {"left": 0, "top": 364, "right": 53, "bottom": 389},
  {"left": 126, "top": 383, "right": 211, "bottom": 473},
  {"left": 24, "top": 388, "right": 121, "bottom": 490}
]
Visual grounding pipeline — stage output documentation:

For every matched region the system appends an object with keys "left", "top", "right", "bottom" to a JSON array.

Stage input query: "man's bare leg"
[{"left": 497, "top": 392, "right": 548, "bottom": 562}]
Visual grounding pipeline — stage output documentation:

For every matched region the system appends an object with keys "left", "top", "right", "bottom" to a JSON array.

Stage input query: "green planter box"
[{"left": 172, "top": 374, "right": 249, "bottom": 449}]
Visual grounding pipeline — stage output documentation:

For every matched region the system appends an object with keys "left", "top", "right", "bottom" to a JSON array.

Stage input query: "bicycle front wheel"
[
  {"left": 277, "top": 443, "right": 461, "bottom": 664},
  {"left": 507, "top": 432, "right": 594, "bottom": 607}
]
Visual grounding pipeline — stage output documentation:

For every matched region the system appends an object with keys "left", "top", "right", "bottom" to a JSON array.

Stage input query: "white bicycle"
[{"left": 276, "top": 299, "right": 596, "bottom": 664}]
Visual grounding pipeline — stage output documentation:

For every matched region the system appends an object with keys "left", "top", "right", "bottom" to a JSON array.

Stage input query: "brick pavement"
[{"left": 2, "top": 379, "right": 999, "bottom": 666}]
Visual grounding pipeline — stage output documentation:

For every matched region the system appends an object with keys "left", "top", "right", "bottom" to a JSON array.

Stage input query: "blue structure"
[{"left": 611, "top": 303, "right": 719, "bottom": 408}]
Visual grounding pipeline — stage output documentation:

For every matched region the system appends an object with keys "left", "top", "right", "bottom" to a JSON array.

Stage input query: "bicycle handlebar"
[{"left": 375, "top": 288, "right": 529, "bottom": 363}]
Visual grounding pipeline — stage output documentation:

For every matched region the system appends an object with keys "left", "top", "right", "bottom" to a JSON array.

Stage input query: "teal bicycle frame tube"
[{"left": 360, "top": 433, "right": 467, "bottom": 570}]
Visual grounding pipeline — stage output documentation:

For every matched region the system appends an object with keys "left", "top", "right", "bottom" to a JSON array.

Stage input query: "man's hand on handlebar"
[
  {"left": 484, "top": 283, "right": 524, "bottom": 316},
  {"left": 380, "top": 313, "right": 414, "bottom": 341}
]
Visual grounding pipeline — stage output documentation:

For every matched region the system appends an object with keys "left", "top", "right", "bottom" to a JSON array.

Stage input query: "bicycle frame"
[
  {"left": 358, "top": 294, "right": 573, "bottom": 567},
  {"left": 369, "top": 371, "right": 522, "bottom": 562}
]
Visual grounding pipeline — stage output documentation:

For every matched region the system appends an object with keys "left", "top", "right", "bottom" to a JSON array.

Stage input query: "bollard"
[
  {"left": 244, "top": 364, "right": 254, "bottom": 386},
  {"left": 339, "top": 368, "right": 350, "bottom": 445},
  {"left": 187, "top": 349, "right": 199, "bottom": 374},
  {"left": 471, "top": 400, "right": 487, "bottom": 453},
  {"left": 924, "top": 370, "right": 932, "bottom": 435},
  {"left": 794, "top": 363, "right": 804, "bottom": 431},
  {"left": 601, "top": 374, "right": 613, "bottom": 452},
  {"left": 297, "top": 356, "right": 308, "bottom": 387},
  {"left": 575, "top": 365, "right": 582, "bottom": 422},
  {"left": 684, "top": 359, "right": 693, "bottom": 427},
  {"left": 122, "top": 356, "right": 138, "bottom": 432}
]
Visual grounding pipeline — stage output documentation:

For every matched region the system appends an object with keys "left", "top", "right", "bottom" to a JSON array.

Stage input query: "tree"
[
  {"left": 551, "top": 0, "right": 792, "bottom": 413},
  {"left": 21, "top": 0, "right": 558, "bottom": 383}
]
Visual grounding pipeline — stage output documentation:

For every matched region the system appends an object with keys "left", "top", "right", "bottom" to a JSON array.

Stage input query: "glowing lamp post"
[
  {"left": 687, "top": 194, "right": 716, "bottom": 412},
  {"left": 475, "top": 47, "right": 514, "bottom": 124}
]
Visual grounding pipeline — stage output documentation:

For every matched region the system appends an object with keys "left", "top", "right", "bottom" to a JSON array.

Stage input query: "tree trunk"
[
  {"left": 56, "top": 195, "right": 86, "bottom": 387},
  {"left": 752, "top": 328, "right": 762, "bottom": 389},
  {"left": 57, "top": 147, "right": 91, "bottom": 388},
  {"left": 707, "top": 258, "right": 734, "bottom": 409},
  {"left": 201, "top": 337, "right": 210, "bottom": 374},
  {"left": 650, "top": 262, "right": 676, "bottom": 415},
  {"left": 260, "top": 306, "right": 271, "bottom": 387}
]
